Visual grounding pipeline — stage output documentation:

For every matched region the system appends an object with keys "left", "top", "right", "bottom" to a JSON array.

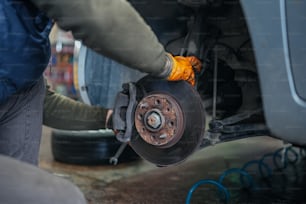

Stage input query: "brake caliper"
[{"left": 112, "top": 83, "right": 138, "bottom": 143}]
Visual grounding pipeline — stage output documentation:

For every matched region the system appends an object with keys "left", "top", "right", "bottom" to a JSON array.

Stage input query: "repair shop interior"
[{"left": 40, "top": 0, "right": 306, "bottom": 203}]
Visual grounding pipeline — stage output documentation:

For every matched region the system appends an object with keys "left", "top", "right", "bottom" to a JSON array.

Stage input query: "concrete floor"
[{"left": 39, "top": 127, "right": 306, "bottom": 204}]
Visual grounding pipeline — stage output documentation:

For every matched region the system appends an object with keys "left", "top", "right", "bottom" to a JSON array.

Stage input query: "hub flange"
[{"left": 135, "top": 94, "right": 184, "bottom": 148}]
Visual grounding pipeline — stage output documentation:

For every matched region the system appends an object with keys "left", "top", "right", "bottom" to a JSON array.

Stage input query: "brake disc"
[{"left": 129, "top": 77, "right": 206, "bottom": 166}]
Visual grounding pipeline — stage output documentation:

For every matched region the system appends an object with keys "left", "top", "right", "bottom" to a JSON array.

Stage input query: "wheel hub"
[{"left": 135, "top": 94, "right": 184, "bottom": 148}]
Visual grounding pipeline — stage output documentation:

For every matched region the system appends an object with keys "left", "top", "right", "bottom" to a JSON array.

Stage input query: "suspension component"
[{"left": 112, "top": 76, "right": 206, "bottom": 166}]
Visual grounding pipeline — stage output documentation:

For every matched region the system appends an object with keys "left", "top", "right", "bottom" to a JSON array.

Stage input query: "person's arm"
[
  {"left": 30, "top": 0, "right": 169, "bottom": 77},
  {"left": 43, "top": 86, "right": 107, "bottom": 130},
  {"left": 30, "top": 0, "right": 202, "bottom": 85}
]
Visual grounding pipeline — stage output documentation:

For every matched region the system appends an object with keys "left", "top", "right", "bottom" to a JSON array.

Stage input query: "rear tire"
[{"left": 51, "top": 129, "right": 139, "bottom": 165}]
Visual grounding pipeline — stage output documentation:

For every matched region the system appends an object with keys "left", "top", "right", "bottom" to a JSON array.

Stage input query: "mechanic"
[
  {"left": 0, "top": 0, "right": 202, "bottom": 163},
  {"left": 0, "top": 0, "right": 201, "bottom": 203}
]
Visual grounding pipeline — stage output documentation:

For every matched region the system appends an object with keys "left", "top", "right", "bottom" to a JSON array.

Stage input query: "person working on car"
[
  {"left": 0, "top": 0, "right": 201, "bottom": 203},
  {"left": 0, "top": 0, "right": 201, "bottom": 163}
]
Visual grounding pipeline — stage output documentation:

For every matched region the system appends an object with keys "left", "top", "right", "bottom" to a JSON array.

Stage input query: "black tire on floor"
[{"left": 51, "top": 129, "right": 140, "bottom": 165}]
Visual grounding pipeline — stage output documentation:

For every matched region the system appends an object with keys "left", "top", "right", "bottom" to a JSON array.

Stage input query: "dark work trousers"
[
  {"left": 0, "top": 78, "right": 87, "bottom": 204},
  {"left": 0, "top": 77, "right": 45, "bottom": 165},
  {"left": 0, "top": 155, "right": 87, "bottom": 204}
]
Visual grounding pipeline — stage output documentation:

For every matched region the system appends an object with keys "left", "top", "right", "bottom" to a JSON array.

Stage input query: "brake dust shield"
[{"left": 130, "top": 77, "right": 206, "bottom": 166}]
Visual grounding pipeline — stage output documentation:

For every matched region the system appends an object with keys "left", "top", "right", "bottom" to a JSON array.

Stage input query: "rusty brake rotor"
[{"left": 129, "top": 76, "right": 206, "bottom": 166}]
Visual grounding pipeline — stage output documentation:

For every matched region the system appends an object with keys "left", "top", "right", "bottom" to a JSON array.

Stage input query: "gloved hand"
[{"left": 166, "top": 54, "right": 202, "bottom": 86}]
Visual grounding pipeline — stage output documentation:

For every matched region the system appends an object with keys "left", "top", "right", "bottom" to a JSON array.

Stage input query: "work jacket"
[{"left": 0, "top": 0, "right": 52, "bottom": 104}]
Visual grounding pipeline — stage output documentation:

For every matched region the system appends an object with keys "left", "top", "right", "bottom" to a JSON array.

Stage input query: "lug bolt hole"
[{"left": 138, "top": 114, "right": 143, "bottom": 120}]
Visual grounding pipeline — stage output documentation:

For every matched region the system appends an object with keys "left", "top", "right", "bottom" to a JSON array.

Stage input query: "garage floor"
[{"left": 39, "top": 127, "right": 306, "bottom": 204}]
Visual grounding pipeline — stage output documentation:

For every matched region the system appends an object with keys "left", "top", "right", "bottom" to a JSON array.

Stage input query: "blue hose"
[
  {"left": 185, "top": 179, "right": 230, "bottom": 204},
  {"left": 219, "top": 168, "right": 254, "bottom": 189},
  {"left": 185, "top": 146, "right": 305, "bottom": 204}
]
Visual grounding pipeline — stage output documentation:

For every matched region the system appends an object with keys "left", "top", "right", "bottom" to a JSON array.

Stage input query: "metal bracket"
[
  {"left": 203, "top": 109, "right": 269, "bottom": 146},
  {"left": 113, "top": 83, "right": 138, "bottom": 143}
]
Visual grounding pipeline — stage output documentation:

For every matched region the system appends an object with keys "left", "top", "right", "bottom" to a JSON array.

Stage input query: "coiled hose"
[{"left": 185, "top": 145, "right": 306, "bottom": 204}]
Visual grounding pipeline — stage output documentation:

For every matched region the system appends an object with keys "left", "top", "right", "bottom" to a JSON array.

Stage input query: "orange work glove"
[{"left": 166, "top": 54, "right": 202, "bottom": 86}]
